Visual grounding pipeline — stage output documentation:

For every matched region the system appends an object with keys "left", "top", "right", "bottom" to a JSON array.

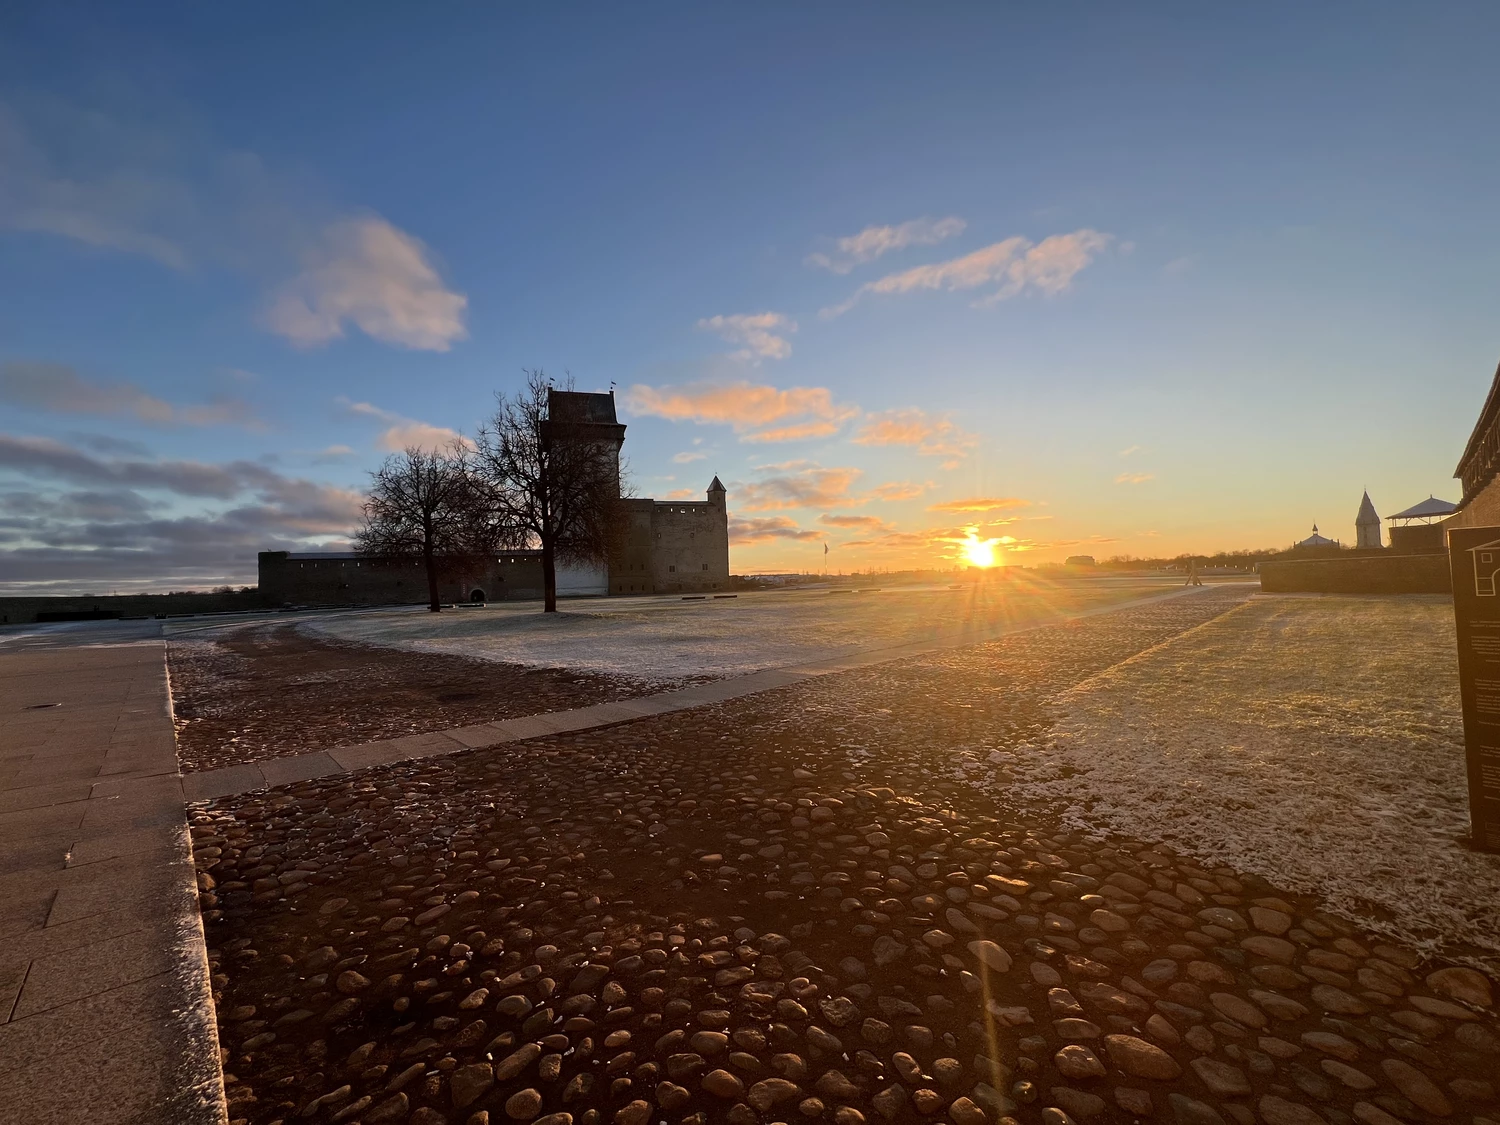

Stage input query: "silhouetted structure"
[
  {"left": 261, "top": 391, "right": 729, "bottom": 606},
  {"left": 1355, "top": 491, "right": 1381, "bottom": 548},
  {"left": 1448, "top": 357, "right": 1500, "bottom": 532},
  {"left": 1388, "top": 495, "right": 1456, "bottom": 554}
]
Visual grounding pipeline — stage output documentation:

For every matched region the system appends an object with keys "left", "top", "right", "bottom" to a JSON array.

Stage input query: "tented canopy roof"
[{"left": 1387, "top": 496, "right": 1458, "bottom": 521}]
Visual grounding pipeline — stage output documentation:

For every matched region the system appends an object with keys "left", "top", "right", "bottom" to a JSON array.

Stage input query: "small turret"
[{"left": 707, "top": 476, "right": 726, "bottom": 510}]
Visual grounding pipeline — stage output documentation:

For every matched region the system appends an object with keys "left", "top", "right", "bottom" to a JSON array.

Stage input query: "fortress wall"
[
  {"left": 610, "top": 500, "right": 659, "bottom": 595},
  {"left": 650, "top": 500, "right": 730, "bottom": 594},
  {"left": 1259, "top": 553, "right": 1451, "bottom": 595},
  {"left": 0, "top": 589, "right": 263, "bottom": 624},
  {"left": 257, "top": 553, "right": 545, "bottom": 606}
]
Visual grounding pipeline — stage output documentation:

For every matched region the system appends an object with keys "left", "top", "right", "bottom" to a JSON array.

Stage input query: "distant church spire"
[{"left": 1355, "top": 490, "right": 1381, "bottom": 549}]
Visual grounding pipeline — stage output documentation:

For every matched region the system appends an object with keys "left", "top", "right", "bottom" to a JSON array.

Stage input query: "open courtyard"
[{"left": 10, "top": 579, "right": 1479, "bottom": 1125}]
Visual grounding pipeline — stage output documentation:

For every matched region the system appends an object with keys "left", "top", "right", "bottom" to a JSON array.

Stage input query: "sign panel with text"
[{"left": 1447, "top": 525, "right": 1500, "bottom": 852}]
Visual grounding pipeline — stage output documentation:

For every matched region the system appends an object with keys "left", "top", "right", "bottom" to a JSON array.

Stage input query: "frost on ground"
[
  {"left": 1008, "top": 593, "right": 1500, "bottom": 967},
  {"left": 304, "top": 581, "right": 1172, "bottom": 685}
]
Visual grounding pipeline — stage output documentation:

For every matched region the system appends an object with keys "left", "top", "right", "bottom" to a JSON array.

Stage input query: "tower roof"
[
  {"left": 1387, "top": 495, "right": 1457, "bottom": 521},
  {"left": 1356, "top": 490, "right": 1379, "bottom": 526},
  {"left": 707, "top": 475, "right": 725, "bottom": 493},
  {"left": 547, "top": 390, "right": 619, "bottom": 425}
]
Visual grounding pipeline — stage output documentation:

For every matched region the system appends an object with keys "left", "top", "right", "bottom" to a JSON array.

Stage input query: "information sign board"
[{"left": 1447, "top": 525, "right": 1500, "bottom": 851}]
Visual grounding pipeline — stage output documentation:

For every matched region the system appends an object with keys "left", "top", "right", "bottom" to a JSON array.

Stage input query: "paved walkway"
[
  {"left": 0, "top": 624, "right": 226, "bottom": 1125},
  {"left": 182, "top": 584, "right": 1218, "bottom": 802}
]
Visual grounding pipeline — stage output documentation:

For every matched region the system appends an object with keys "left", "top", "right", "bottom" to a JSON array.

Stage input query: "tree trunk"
[
  {"left": 424, "top": 541, "right": 441, "bottom": 612},
  {"left": 541, "top": 538, "right": 557, "bottom": 613}
]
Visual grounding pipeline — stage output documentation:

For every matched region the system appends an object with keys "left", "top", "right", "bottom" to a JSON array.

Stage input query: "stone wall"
[
  {"left": 610, "top": 500, "right": 659, "bottom": 595},
  {"left": 0, "top": 589, "right": 264, "bottom": 625},
  {"left": 258, "top": 553, "right": 545, "bottom": 606},
  {"left": 1446, "top": 474, "right": 1500, "bottom": 533},
  {"left": 1259, "top": 553, "right": 1451, "bottom": 595},
  {"left": 650, "top": 498, "right": 730, "bottom": 594},
  {"left": 1389, "top": 523, "right": 1446, "bottom": 554}
]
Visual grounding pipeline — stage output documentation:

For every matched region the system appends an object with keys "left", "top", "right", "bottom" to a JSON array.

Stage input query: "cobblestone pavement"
[
  {"left": 192, "top": 591, "right": 1500, "bottom": 1125},
  {"left": 169, "top": 623, "right": 643, "bottom": 772}
]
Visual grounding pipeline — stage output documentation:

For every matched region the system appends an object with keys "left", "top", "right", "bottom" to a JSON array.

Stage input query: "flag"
[{"left": 824, "top": 543, "right": 829, "bottom": 555}]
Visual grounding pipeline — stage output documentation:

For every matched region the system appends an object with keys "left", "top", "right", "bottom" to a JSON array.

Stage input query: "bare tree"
[
  {"left": 355, "top": 443, "right": 488, "bottom": 612},
  {"left": 473, "top": 371, "right": 622, "bottom": 613}
]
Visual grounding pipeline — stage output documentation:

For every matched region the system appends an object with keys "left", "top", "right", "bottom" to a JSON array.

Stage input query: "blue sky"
[{"left": 3, "top": 3, "right": 1499, "bottom": 590}]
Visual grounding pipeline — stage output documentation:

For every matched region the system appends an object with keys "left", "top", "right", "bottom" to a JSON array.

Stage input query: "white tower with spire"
[{"left": 1355, "top": 491, "right": 1381, "bottom": 549}]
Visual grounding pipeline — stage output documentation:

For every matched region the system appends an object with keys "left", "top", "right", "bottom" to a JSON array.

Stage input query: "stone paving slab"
[
  {"left": 182, "top": 585, "right": 1213, "bottom": 803},
  {"left": 0, "top": 632, "right": 226, "bottom": 1124}
]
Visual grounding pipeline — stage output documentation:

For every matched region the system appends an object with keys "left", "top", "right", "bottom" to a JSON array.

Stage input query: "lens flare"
[{"left": 962, "top": 530, "right": 1001, "bottom": 568}]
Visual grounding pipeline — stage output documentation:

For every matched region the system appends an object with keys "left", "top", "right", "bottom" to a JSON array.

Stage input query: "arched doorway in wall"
[{"left": 469, "top": 589, "right": 486, "bottom": 604}]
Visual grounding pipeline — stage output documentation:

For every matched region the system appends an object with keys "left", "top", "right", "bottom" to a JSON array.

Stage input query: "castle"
[{"left": 259, "top": 391, "right": 731, "bottom": 605}]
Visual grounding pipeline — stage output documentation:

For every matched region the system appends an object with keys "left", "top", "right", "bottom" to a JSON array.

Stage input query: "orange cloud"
[
  {"left": 819, "top": 513, "right": 895, "bottom": 532},
  {"left": 740, "top": 420, "right": 845, "bottom": 444},
  {"left": 1115, "top": 472, "right": 1154, "bottom": 485},
  {"left": 736, "top": 461, "right": 864, "bottom": 511},
  {"left": 927, "top": 496, "right": 1030, "bottom": 513},
  {"left": 852, "top": 408, "right": 977, "bottom": 468},
  {"left": 869, "top": 480, "right": 931, "bottom": 502},
  {"left": 729, "top": 515, "right": 821, "bottom": 544},
  {"left": 625, "top": 381, "right": 856, "bottom": 443}
]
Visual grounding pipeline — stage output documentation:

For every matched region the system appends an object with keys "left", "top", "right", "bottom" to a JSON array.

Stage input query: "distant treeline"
[{"left": 1097, "top": 549, "right": 1283, "bottom": 569}]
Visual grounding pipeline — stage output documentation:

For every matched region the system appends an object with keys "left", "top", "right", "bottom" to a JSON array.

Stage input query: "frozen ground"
[
  {"left": 305, "top": 578, "right": 1188, "bottom": 685},
  {"left": 1004, "top": 593, "right": 1500, "bottom": 967}
]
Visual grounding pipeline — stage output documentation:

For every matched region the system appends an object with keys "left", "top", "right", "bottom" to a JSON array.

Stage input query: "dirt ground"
[{"left": 168, "top": 623, "right": 648, "bottom": 773}]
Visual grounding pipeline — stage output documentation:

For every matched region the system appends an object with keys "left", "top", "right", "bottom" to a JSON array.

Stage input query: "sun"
[{"left": 962, "top": 530, "right": 1000, "bottom": 568}]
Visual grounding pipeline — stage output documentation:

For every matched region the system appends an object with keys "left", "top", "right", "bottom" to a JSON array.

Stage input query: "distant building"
[
  {"left": 1294, "top": 524, "right": 1339, "bottom": 549},
  {"left": 1387, "top": 495, "right": 1457, "bottom": 554},
  {"left": 1355, "top": 491, "right": 1381, "bottom": 548},
  {"left": 1064, "top": 555, "right": 1096, "bottom": 567},
  {"left": 260, "top": 391, "right": 730, "bottom": 605}
]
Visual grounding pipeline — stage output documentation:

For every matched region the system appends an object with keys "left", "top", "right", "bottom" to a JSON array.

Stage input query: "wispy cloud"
[
  {"left": 265, "top": 217, "right": 467, "bottom": 351},
  {"left": 1115, "top": 472, "right": 1154, "bottom": 484},
  {"left": 819, "top": 513, "right": 895, "bottom": 532},
  {"left": 735, "top": 461, "right": 864, "bottom": 512},
  {"left": 0, "top": 99, "right": 194, "bottom": 269},
  {"left": 0, "top": 361, "right": 263, "bottom": 429},
  {"left": 852, "top": 407, "right": 978, "bottom": 468},
  {"left": 338, "top": 397, "right": 465, "bottom": 452},
  {"left": 823, "top": 228, "right": 1111, "bottom": 317},
  {"left": 624, "top": 380, "right": 856, "bottom": 443},
  {"left": 0, "top": 98, "right": 467, "bottom": 353},
  {"left": 1119, "top": 445, "right": 1142, "bottom": 458},
  {"left": 729, "top": 515, "right": 821, "bottom": 545},
  {"left": 869, "top": 480, "right": 932, "bottom": 502},
  {"left": 696, "top": 312, "right": 796, "bottom": 361},
  {"left": 671, "top": 450, "right": 706, "bottom": 463},
  {"left": 806, "top": 216, "right": 966, "bottom": 274},
  {"left": 927, "top": 496, "right": 1030, "bottom": 513}
]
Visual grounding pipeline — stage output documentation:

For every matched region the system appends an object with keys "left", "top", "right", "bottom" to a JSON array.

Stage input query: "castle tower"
[
  {"left": 707, "top": 475, "right": 726, "bottom": 511},
  {"left": 1355, "top": 490, "right": 1381, "bottom": 549}
]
